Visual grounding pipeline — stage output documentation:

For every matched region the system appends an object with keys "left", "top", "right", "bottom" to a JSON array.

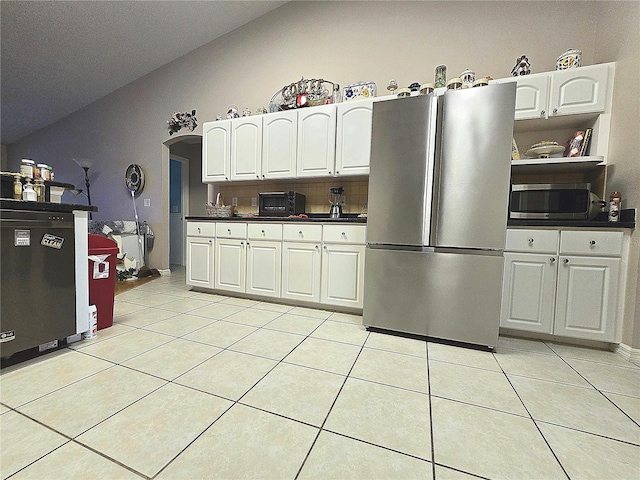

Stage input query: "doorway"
[{"left": 169, "top": 154, "right": 189, "bottom": 266}]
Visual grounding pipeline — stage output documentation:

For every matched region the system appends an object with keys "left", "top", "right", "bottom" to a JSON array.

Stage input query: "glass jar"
[
  {"left": 34, "top": 178, "right": 46, "bottom": 202},
  {"left": 38, "top": 163, "right": 50, "bottom": 180},
  {"left": 20, "top": 159, "right": 35, "bottom": 178},
  {"left": 13, "top": 175, "right": 23, "bottom": 200},
  {"left": 435, "top": 65, "right": 447, "bottom": 88}
]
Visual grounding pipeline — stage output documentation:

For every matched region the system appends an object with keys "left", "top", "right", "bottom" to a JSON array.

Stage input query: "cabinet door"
[
  {"left": 186, "top": 237, "right": 214, "bottom": 288},
  {"left": 246, "top": 240, "right": 281, "bottom": 298},
  {"left": 493, "top": 74, "right": 549, "bottom": 120},
  {"left": 281, "top": 242, "right": 322, "bottom": 302},
  {"left": 231, "top": 117, "right": 262, "bottom": 181},
  {"left": 262, "top": 111, "right": 297, "bottom": 179},
  {"left": 335, "top": 100, "right": 373, "bottom": 176},
  {"left": 202, "top": 120, "right": 231, "bottom": 182},
  {"left": 321, "top": 244, "right": 365, "bottom": 308},
  {"left": 500, "top": 253, "right": 557, "bottom": 333},
  {"left": 297, "top": 104, "right": 337, "bottom": 177},
  {"left": 554, "top": 255, "right": 619, "bottom": 342},
  {"left": 214, "top": 238, "right": 246, "bottom": 293},
  {"left": 549, "top": 64, "right": 609, "bottom": 116}
]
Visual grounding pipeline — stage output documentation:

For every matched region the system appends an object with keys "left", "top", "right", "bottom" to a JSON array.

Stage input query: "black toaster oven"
[{"left": 259, "top": 191, "right": 306, "bottom": 216}]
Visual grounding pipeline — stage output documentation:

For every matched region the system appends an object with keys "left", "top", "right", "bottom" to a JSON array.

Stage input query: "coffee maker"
[{"left": 328, "top": 187, "right": 345, "bottom": 218}]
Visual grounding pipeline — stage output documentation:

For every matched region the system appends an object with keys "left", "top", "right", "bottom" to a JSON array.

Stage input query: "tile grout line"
[
  {"left": 493, "top": 350, "right": 572, "bottom": 480},
  {"left": 293, "top": 330, "right": 370, "bottom": 480},
  {"left": 426, "top": 341, "right": 437, "bottom": 480}
]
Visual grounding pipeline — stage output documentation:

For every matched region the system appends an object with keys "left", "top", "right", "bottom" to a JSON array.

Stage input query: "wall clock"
[{"left": 125, "top": 164, "right": 145, "bottom": 193}]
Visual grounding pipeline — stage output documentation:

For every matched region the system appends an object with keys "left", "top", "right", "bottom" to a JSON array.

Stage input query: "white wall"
[
  {"left": 593, "top": 2, "right": 640, "bottom": 349},
  {"left": 6, "top": 1, "right": 639, "bottom": 344}
]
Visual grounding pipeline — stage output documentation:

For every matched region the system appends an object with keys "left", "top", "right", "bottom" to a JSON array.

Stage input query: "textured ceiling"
[{"left": 1, "top": 0, "right": 286, "bottom": 144}]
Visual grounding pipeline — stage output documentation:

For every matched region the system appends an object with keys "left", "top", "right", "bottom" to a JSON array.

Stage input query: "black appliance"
[
  {"left": 259, "top": 191, "right": 306, "bottom": 216},
  {"left": 1, "top": 209, "right": 77, "bottom": 358}
]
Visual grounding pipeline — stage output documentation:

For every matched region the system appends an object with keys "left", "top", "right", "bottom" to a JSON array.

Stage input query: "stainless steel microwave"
[
  {"left": 509, "top": 183, "right": 603, "bottom": 220},
  {"left": 259, "top": 191, "right": 306, "bottom": 216}
]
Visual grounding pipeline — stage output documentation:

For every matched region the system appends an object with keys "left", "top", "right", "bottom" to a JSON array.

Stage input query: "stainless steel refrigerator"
[{"left": 363, "top": 83, "right": 516, "bottom": 349}]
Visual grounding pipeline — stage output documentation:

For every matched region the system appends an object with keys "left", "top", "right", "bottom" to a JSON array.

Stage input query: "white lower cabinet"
[
  {"left": 501, "top": 228, "right": 623, "bottom": 342},
  {"left": 214, "top": 238, "right": 246, "bottom": 293},
  {"left": 187, "top": 220, "right": 366, "bottom": 310},
  {"left": 554, "top": 255, "right": 620, "bottom": 340},
  {"left": 321, "top": 244, "right": 365, "bottom": 308},
  {"left": 246, "top": 240, "right": 281, "bottom": 298},
  {"left": 501, "top": 252, "right": 557, "bottom": 334},
  {"left": 186, "top": 237, "right": 214, "bottom": 288},
  {"left": 282, "top": 242, "right": 322, "bottom": 303}
]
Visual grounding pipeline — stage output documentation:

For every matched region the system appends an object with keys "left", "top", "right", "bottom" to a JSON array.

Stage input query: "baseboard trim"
[
  {"left": 614, "top": 343, "right": 640, "bottom": 364},
  {"left": 158, "top": 268, "right": 172, "bottom": 276}
]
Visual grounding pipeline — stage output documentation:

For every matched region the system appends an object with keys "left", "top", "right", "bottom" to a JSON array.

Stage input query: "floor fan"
[{"left": 125, "top": 164, "right": 154, "bottom": 277}]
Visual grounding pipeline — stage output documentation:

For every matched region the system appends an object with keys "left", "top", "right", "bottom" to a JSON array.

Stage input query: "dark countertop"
[
  {"left": 0, "top": 199, "right": 98, "bottom": 213},
  {"left": 186, "top": 214, "right": 367, "bottom": 223},
  {"left": 508, "top": 209, "right": 635, "bottom": 229}
]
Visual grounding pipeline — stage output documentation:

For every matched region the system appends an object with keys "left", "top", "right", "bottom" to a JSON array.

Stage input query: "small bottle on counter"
[
  {"left": 22, "top": 179, "right": 37, "bottom": 201},
  {"left": 34, "top": 178, "right": 46, "bottom": 202},
  {"left": 48, "top": 166, "right": 54, "bottom": 181},
  {"left": 608, "top": 191, "right": 621, "bottom": 222},
  {"left": 332, "top": 84, "right": 342, "bottom": 104},
  {"left": 13, "top": 175, "right": 23, "bottom": 199}
]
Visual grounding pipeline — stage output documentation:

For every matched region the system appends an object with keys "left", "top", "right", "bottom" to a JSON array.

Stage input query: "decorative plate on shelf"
[{"left": 524, "top": 145, "right": 566, "bottom": 159}]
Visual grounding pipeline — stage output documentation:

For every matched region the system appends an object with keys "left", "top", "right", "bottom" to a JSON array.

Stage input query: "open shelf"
[{"left": 511, "top": 156, "right": 604, "bottom": 175}]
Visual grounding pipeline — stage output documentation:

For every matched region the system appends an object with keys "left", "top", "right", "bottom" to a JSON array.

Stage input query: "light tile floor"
[{"left": 1, "top": 268, "right": 639, "bottom": 479}]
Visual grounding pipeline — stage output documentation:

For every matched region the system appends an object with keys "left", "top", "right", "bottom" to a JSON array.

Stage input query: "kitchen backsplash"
[{"left": 217, "top": 179, "right": 369, "bottom": 215}]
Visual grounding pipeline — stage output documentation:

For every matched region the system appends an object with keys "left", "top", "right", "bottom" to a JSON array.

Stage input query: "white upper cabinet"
[
  {"left": 202, "top": 120, "right": 231, "bottom": 182},
  {"left": 297, "top": 104, "right": 337, "bottom": 177},
  {"left": 493, "top": 63, "right": 611, "bottom": 120},
  {"left": 262, "top": 110, "right": 298, "bottom": 179},
  {"left": 495, "top": 73, "right": 550, "bottom": 120},
  {"left": 549, "top": 63, "right": 610, "bottom": 117},
  {"left": 335, "top": 99, "right": 373, "bottom": 176},
  {"left": 231, "top": 117, "right": 263, "bottom": 181}
]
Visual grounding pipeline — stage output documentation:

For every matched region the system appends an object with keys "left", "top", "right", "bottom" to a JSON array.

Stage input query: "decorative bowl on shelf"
[{"left": 524, "top": 144, "right": 566, "bottom": 159}]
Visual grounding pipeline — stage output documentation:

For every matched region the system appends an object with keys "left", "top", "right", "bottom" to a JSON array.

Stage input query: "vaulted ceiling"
[{"left": 1, "top": 0, "right": 287, "bottom": 144}]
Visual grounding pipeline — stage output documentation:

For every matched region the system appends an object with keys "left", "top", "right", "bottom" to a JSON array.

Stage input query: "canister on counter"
[
  {"left": 20, "top": 159, "right": 35, "bottom": 178},
  {"left": 13, "top": 175, "right": 22, "bottom": 200},
  {"left": 608, "top": 191, "right": 621, "bottom": 222},
  {"left": 38, "top": 163, "right": 50, "bottom": 180},
  {"left": 34, "top": 178, "right": 45, "bottom": 202},
  {"left": 22, "top": 179, "right": 37, "bottom": 201}
]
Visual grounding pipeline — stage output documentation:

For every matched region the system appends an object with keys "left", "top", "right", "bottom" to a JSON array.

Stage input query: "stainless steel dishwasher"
[{"left": 1, "top": 208, "right": 77, "bottom": 358}]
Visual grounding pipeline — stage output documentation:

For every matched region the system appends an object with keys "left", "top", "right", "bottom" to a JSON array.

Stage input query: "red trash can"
[{"left": 88, "top": 234, "right": 118, "bottom": 330}]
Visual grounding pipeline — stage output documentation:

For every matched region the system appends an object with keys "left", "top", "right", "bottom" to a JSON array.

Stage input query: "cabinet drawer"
[
  {"left": 322, "top": 224, "right": 367, "bottom": 244},
  {"left": 215, "top": 222, "right": 248, "bottom": 239},
  {"left": 247, "top": 223, "right": 283, "bottom": 241},
  {"left": 283, "top": 224, "right": 322, "bottom": 242},
  {"left": 506, "top": 229, "right": 559, "bottom": 253},
  {"left": 560, "top": 231, "right": 623, "bottom": 257},
  {"left": 187, "top": 222, "right": 215, "bottom": 237}
]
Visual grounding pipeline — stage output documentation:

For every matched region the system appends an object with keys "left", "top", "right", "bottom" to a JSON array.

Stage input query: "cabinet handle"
[
  {"left": 228, "top": 229, "right": 231, "bottom": 233},
  {"left": 552, "top": 108, "right": 558, "bottom": 115},
  {"left": 197, "top": 227, "right": 201, "bottom": 233},
  {"left": 336, "top": 171, "right": 339, "bottom": 175},
  {"left": 246, "top": 241, "right": 250, "bottom": 247},
  {"left": 315, "top": 245, "right": 319, "bottom": 250},
  {"left": 550, "top": 257, "right": 556, "bottom": 263},
  {"left": 590, "top": 240, "right": 597, "bottom": 246},
  {"left": 540, "top": 110, "right": 546, "bottom": 117},
  {"left": 225, "top": 176, "right": 229, "bottom": 180},
  {"left": 209, "top": 240, "right": 212, "bottom": 244},
  {"left": 341, "top": 232, "right": 346, "bottom": 236},
  {"left": 527, "top": 237, "right": 534, "bottom": 244},
  {"left": 241, "top": 241, "right": 245, "bottom": 246},
  {"left": 563, "top": 258, "right": 569, "bottom": 264},
  {"left": 329, "top": 171, "right": 332, "bottom": 175},
  {"left": 256, "top": 175, "right": 260, "bottom": 179},
  {"left": 261, "top": 229, "right": 265, "bottom": 234}
]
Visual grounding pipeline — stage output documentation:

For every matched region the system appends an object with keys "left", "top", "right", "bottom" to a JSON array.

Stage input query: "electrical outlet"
[
  {"left": 232, "top": 197, "right": 238, "bottom": 206},
  {"left": 251, "top": 197, "right": 257, "bottom": 207},
  {"left": 143, "top": 198, "right": 150, "bottom": 207}
]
